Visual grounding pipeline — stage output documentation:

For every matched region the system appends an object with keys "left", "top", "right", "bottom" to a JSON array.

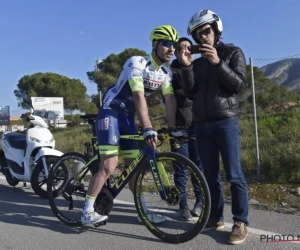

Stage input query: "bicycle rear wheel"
[{"left": 133, "top": 152, "right": 211, "bottom": 244}]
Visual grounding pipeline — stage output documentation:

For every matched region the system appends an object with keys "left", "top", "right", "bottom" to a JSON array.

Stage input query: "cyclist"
[{"left": 81, "top": 25, "right": 179, "bottom": 225}]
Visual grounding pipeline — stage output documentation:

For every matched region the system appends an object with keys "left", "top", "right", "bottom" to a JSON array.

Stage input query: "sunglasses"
[
  {"left": 196, "top": 27, "right": 212, "bottom": 38},
  {"left": 161, "top": 40, "right": 176, "bottom": 48}
]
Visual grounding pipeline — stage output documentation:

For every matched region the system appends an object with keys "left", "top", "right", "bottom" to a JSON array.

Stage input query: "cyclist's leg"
[
  {"left": 118, "top": 114, "right": 166, "bottom": 224},
  {"left": 81, "top": 107, "right": 120, "bottom": 225}
]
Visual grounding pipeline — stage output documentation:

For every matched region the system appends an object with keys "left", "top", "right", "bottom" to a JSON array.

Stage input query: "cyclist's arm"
[
  {"left": 127, "top": 57, "right": 152, "bottom": 129},
  {"left": 133, "top": 91, "right": 152, "bottom": 129},
  {"left": 161, "top": 71, "right": 177, "bottom": 128}
]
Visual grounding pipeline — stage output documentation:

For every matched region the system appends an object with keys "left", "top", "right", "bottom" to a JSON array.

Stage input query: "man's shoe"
[
  {"left": 191, "top": 202, "right": 202, "bottom": 217},
  {"left": 202, "top": 220, "right": 225, "bottom": 232},
  {"left": 228, "top": 221, "right": 248, "bottom": 245},
  {"left": 179, "top": 206, "right": 193, "bottom": 220}
]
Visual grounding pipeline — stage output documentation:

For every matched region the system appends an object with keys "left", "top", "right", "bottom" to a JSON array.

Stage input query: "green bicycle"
[{"left": 47, "top": 114, "right": 211, "bottom": 244}]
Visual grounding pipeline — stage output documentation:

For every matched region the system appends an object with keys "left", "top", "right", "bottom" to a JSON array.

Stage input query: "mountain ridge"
[{"left": 259, "top": 58, "right": 300, "bottom": 92}]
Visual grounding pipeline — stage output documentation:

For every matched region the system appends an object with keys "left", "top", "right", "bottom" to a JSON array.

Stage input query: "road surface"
[{"left": 0, "top": 174, "right": 299, "bottom": 250}]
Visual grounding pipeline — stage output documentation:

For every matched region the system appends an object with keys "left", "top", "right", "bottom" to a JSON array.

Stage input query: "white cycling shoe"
[
  {"left": 81, "top": 211, "right": 108, "bottom": 225},
  {"left": 137, "top": 210, "right": 167, "bottom": 224}
]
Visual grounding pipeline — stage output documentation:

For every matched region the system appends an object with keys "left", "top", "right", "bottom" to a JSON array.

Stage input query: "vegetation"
[{"left": 14, "top": 72, "right": 98, "bottom": 114}]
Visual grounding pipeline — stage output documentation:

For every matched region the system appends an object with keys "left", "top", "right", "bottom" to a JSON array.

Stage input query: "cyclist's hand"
[{"left": 143, "top": 128, "right": 158, "bottom": 149}]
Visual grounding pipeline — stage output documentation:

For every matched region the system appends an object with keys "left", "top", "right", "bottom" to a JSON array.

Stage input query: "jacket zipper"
[{"left": 204, "top": 65, "right": 209, "bottom": 120}]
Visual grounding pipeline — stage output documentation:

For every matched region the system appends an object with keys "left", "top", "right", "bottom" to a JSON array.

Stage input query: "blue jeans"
[
  {"left": 194, "top": 117, "right": 249, "bottom": 225},
  {"left": 170, "top": 126, "right": 203, "bottom": 209}
]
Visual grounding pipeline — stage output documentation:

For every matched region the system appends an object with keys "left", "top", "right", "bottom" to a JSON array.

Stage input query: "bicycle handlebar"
[
  {"left": 79, "top": 114, "right": 97, "bottom": 125},
  {"left": 137, "top": 126, "right": 190, "bottom": 147},
  {"left": 156, "top": 126, "right": 189, "bottom": 134}
]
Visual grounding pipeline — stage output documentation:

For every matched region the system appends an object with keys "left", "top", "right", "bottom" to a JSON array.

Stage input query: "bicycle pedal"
[{"left": 94, "top": 220, "right": 107, "bottom": 227}]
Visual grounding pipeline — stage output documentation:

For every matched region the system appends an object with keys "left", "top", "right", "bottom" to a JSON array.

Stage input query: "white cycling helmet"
[{"left": 187, "top": 9, "right": 223, "bottom": 44}]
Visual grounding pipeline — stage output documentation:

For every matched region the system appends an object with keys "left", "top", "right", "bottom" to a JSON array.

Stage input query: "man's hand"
[
  {"left": 170, "top": 130, "right": 188, "bottom": 137},
  {"left": 171, "top": 130, "right": 188, "bottom": 144},
  {"left": 200, "top": 44, "right": 220, "bottom": 65},
  {"left": 177, "top": 44, "right": 193, "bottom": 66},
  {"left": 143, "top": 128, "right": 158, "bottom": 149}
]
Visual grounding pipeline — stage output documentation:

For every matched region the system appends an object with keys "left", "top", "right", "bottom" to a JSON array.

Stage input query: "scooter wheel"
[{"left": 5, "top": 170, "right": 20, "bottom": 186}]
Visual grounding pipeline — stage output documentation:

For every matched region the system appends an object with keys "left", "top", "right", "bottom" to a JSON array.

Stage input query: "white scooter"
[{"left": 0, "top": 95, "right": 63, "bottom": 198}]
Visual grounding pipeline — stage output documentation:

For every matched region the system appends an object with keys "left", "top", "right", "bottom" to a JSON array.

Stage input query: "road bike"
[{"left": 47, "top": 114, "right": 211, "bottom": 244}]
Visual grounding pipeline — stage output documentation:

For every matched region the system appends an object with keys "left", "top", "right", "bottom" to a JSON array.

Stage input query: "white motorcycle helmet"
[{"left": 187, "top": 9, "right": 223, "bottom": 45}]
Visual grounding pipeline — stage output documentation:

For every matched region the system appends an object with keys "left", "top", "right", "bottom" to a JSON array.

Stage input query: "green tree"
[{"left": 14, "top": 72, "right": 89, "bottom": 113}]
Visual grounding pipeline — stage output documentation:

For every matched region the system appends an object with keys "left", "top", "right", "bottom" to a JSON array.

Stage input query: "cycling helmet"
[
  {"left": 187, "top": 10, "right": 223, "bottom": 44},
  {"left": 150, "top": 25, "right": 179, "bottom": 42}
]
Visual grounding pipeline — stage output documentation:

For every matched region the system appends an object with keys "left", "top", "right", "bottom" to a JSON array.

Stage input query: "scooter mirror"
[{"left": 23, "top": 95, "right": 34, "bottom": 110}]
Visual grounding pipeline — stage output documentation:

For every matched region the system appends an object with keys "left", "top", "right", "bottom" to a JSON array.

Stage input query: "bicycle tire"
[
  {"left": 133, "top": 151, "right": 211, "bottom": 244},
  {"left": 31, "top": 156, "right": 60, "bottom": 199},
  {"left": 47, "top": 152, "right": 91, "bottom": 227}
]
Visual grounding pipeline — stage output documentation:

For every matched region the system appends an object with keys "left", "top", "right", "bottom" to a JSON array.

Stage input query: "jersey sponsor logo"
[
  {"left": 132, "top": 67, "right": 143, "bottom": 72},
  {"left": 98, "top": 117, "right": 110, "bottom": 130},
  {"left": 133, "top": 72, "right": 142, "bottom": 77},
  {"left": 143, "top": 78, "right": 162, "bottom": 90},
  {"left": 103, "top": 118, "right": 109, "bottom": 130},
  {"left": 112, "top": 135, "right": 118, "bottom": 143}
]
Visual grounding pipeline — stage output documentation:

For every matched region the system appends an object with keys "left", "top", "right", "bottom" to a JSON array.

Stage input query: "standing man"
[
  {"left": 178, "top": 10, "right": 249, "bottom": 245},
  {"left": 81, "top": 25, "right": 179, "bottom": 225},
  {"left": 168, "top": 37, "right": 203, "bottom": 220}
]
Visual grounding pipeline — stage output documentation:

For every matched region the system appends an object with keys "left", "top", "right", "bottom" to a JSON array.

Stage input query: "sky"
[{"left": 1, "top": 0, "right": 300, "bottom": 116}]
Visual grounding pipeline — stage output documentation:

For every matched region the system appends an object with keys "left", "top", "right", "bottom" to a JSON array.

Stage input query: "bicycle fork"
[{"left": 144, "top": 145, "right": 168, "bottom": 200}]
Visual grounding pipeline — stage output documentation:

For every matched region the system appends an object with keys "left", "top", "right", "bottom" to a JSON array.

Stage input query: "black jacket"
[
  {"left": 170, "top": 59, "right": 193, "bottom": 127},
  {"left": 181, "top": 42, "right": 246, "bottom": 122}
]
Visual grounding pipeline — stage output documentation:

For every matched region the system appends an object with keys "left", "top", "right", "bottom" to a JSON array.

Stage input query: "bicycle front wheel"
[
  {"left": 133, "top": 152, "right": 211, "bottom": 244},
  {"left": 47, "top": 152, "right": 92, "bottom": 226}
]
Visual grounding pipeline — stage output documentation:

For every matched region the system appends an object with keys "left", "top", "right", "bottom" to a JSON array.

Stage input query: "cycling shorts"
[{"left": 96, "top": 106, "right": 140, "bottom": 158}]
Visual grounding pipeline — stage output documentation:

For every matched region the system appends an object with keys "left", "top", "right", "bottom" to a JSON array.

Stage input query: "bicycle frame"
[{"left": 72, "top": 134, "right": 174, "bottom": 201}]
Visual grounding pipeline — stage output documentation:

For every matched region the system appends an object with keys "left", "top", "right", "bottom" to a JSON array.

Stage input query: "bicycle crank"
[
  {"left": 94, "top": 220, "right": 107, "bottom": 228},
  {"left": 94, "top": 188, "right": 114, "bottom": 215},
  {"left": 165, "top": 186, "right": 181, "bottom": 206}
]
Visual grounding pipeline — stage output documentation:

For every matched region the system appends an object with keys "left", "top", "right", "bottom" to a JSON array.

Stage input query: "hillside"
[{"left": 260, "top": 58, "right": 300, "bottom": 92}]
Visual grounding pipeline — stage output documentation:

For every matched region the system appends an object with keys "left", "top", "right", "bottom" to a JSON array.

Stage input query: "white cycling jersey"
[{"left": 102, "top": 54, "right": 174, "bottom": 116}]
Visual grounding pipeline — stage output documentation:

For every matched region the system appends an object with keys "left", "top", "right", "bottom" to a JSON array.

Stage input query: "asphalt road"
[{"left": 0, "top": 174, "right": 299, "bottom": 250}]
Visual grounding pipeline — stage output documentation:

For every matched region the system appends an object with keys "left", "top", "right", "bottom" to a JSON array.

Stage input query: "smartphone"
[{"left": 188, "top": 44, "right": 204, "bottom": 54}]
